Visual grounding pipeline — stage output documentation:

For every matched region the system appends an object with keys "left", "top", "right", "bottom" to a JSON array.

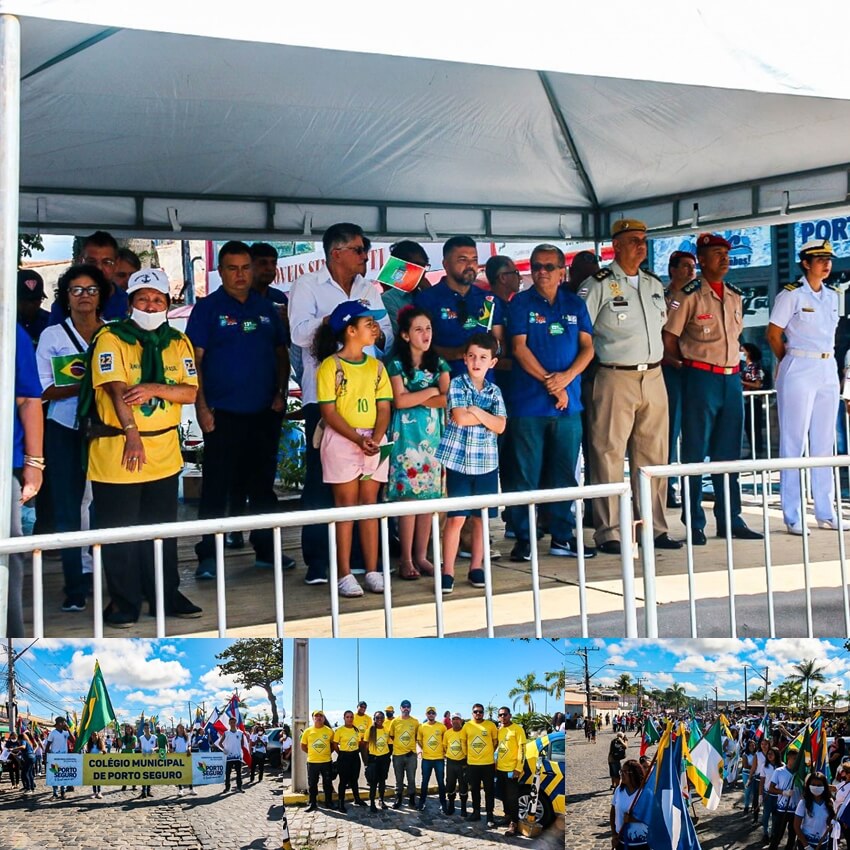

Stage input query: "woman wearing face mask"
[
  {"left": 84, "top": 269, "right": 202, "bottom": 628},
  {"left": 793, "top": 772, "right": 834, "bottom": 850},
  {"left": 833, "top": 759, "right": 850, "bottom": 847}
]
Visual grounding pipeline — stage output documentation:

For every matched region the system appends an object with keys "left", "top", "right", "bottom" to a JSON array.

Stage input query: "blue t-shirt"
[
  {"left": 49, "top": 284, "right": 128, "bottom": 325},
  {"left": 508, "top": 286, "right": 592, "bottom": 417},
  {"left": 186, "top": 287, "right": 287, "bottom": 413},
  {"left": 414, "top": 279, "right": 504, "bottom": 377},
  {"left": 14, "top": 324, "right": 43, "bottom": 468}
]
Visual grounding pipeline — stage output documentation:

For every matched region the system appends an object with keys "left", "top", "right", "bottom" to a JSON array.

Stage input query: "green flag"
[
  {"left": 73, "top": 661, "right": 117, "bottom": 752},
  {"left": 688, "top": 705, "right": 702, "bottom": 750},
  {"left": 791, "top": 723, "right": 813, "bottom": 789}
]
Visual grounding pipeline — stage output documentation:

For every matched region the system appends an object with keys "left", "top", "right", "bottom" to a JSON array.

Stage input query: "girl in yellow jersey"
[
  {"left": 333, "top": 710, "right": 366, "bottom": 812},
  {"left": 361, "top": 711, "right": 392, "bottom": 812},
  {"left": 300, "top": 710, "right": 334, "bottom": 812}
]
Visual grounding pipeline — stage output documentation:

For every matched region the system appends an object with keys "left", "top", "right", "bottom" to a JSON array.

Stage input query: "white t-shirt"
[
  {"left": 794, "top": 798, "right": 830, "bottom": 843},
  {"left": 139, "top": 734, "right": 157, "bottom": 754},
  {"left": 45, "top": 728, "right": 71, "bottom": 754},
  {"left": 762, "top": 762, "right": 777, "bottom": 792},
  {"left": 834, "top": 779, "right": 850, "bottom": 811},
  {"left": 221, "top": 729, "right": 244, "bottom": 760},
  {"left": 172, "top": 736, "right": 189, "bottom": 754},
  {"left": 251, "top": 733, "right": 268, "bottom": 754},
  {"left": 281, "top": 735, "right": 292, "bottom": 755},
  {"left": 35, "top": 320, "right": 89, "bottom": 429},
  {"left": 770, "top": 765, "right": 800, "bottom": 812},
  {"left": 612, "top": 785, "right": 648, "bottom": 845}
]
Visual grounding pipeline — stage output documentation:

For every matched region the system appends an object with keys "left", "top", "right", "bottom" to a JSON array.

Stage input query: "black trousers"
[
  {"left": 92, "top": 474, "right": 181, "bottom": 617},
  {"left": 336, "top": 751, "right": 362, "bottom": 801},
  {"left": 196, "top": 408, "right": 282, "bottom": 561},
  {"left": 497, "top": 769, "right": 520, "bottom": 823},
  {"left": 250, "top": 752, "right": 266, "bottom": 782},
  {"left": 225, "top": 757, "right": 243, "bottom": 790},
  {"left": 368, "top": 753, "right": 391, "bottom": 801},
  {"left": 467, "top": 763, "right": 495, "bottom": 816},
  {"left": 769, "top": 810, "right": 797, "bottom": 850},
  {"left": 446, "top": 759, "right": 468, "bottom": 797},
  {"left": 307, "top": 761, "right": 333, "bottom": 804}
]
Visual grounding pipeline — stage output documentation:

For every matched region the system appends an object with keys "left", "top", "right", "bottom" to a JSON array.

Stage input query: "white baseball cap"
[{"left": 127, "top": 268, "right": 170, "bottom": 296}]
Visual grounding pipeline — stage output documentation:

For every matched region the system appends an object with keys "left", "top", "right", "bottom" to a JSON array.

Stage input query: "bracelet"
[
  {"left": 24, "top": 455, "right": 45, "bottom": 463},
  {"left": 24, "top": 458, "right": 46, "bottom": 471},
  {"left": 123, "top": 423, "right": 138, "bottom": 432}
]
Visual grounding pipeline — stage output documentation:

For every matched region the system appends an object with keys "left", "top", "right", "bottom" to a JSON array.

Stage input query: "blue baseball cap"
[{"left": 328, "top": 299, "right": 386, "bottom": 334}]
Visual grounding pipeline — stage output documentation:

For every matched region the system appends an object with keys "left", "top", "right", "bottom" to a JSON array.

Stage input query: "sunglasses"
[
  {"left": 338, "top": 245, "right": 369, "bottom": 256},
  {"left": 498, "top": 712, "right": 509, "bottom": 717},
  {"left": 472, "top": 709, "right": 484, "bottom": 714},
  {"left": 530, "top": 262, "right": 564, "bottom": 273},
  {"left": 69, "top": 285, "right": 100, "bottom": 297}
]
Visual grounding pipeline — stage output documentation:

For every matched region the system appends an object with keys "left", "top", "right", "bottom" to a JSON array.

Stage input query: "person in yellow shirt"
[
  {"left": 332, "top": 710, "right": 366, "bottom": 812},
  {"left": 463, "top": 703, "right": 498, "bottom": 826},
  {"left": 384, "top": 706, "right": 395, "bottom": 745},
  {"left": 417, "top": 706, "right": 447, "bottom": 812},
  {"left": 390, "top": 699, "right": 420, "bottom": 809},
  {"left": 496, "top": 707, "right": 527, "bottom": 836},
  {"left": 444, "top": 712, "right": 469, "bottom": 818},
  {"left": 353, "top": 701, "right": 372, "bottom": 739},
  {"left": 360, "top": 711, "right": 392, "bottom": 812},
  {"left": 300, "top": 710, "right": 334, "bottom": 812}
]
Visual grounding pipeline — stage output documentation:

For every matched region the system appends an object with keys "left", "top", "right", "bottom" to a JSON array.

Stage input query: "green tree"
[
  {"left": 511, "top": 711, "right": 553, "bottom": 736},
  {"left": 615, "top": 674, "right": 633, "bottom": 706},
  {"left": 789, "top": 659, "right": 826, "bottom": 712},
  {"left": 18, "top": 233, "right": 44, "bottom": 263},
  {"left": 545, "top": 668, "right": 567, "bottom": 702},
  {"left": 664, "top": 683, "right": 687, "bottom": 713},
  {"left": 508, "top": 673, "right": 549, "bottom": 714},
  {"left": 215, "top": 639, "right": 283, "bottom": 726}
]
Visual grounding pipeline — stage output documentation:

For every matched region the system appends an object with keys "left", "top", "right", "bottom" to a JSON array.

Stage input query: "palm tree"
[
  {"left": 615, "top": 673, "right": 633, "bottom": 704},
  {"left": 545, "top": 669, "right": 567, "bottom": 703},
  {"left": 750, "top": 686, "right": 766, "bottom": 702},
  {"left": 789, "top": 659, "right": 826, "bottom": 711},
  {"left": 665, "top": 684, "right": 687, "bottom": 713},
  {"left": 508, "top": 673, "right": 550, "bottom": 714}
]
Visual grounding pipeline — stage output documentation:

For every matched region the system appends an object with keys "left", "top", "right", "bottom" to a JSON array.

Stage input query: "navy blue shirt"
[
  {"left": 19, "top": 308, "right": 50, "bottom": 345},
  {"left": 49, "top": 284, "right": 128, "bottom": 325},
  {"left": 414, "top": 279, "right": 504, "bottom": 377},
  {"left": 15, "top": 323, "right": 43, "bottom": 468},
  {"left": 262, "top": 286, "right": 288, "bottom": 306},
  {"left": 508, "top": 286, "right": 592, "bottom": 416},
  {"left": 186, "top": 287, "right": 287, "bottom": 413}
]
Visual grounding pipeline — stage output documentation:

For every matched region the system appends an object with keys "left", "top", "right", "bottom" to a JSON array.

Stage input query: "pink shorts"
[{"left": 320, "top": 427, "right": 389, "bottom": 484}]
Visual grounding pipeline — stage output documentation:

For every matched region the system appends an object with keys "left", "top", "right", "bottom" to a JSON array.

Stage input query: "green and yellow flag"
[{"left": 73, "top": 661, "right": 117, "bottom": 752}]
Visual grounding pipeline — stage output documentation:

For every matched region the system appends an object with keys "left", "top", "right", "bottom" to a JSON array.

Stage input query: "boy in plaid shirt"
[{"left": 436, "top": 333, "right": 506, "bottom": 593}]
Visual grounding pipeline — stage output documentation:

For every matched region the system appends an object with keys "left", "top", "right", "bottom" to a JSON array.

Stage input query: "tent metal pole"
[{"left": 0, "top": 14, "right": 21, "bottom": 637}]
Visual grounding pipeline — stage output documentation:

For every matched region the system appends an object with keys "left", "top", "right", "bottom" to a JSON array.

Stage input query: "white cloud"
[{"left": 607, "top": 655, "right": 638, "bottom": 669}]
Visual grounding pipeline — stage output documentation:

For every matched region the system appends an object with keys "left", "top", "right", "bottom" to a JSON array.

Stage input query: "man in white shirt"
[
  {"left": 767, "top": 749, "right": 800, "bottom": 850},
  {"left": 288, "top": 222, "right": 393, "bottom": 585},
  {"left": 218, "top": 716, "right": 246, "bottom": 793},
  {"left": 249, "top": 724, "right": 268, "bottom": 783},
  {"left": 138, "top": 722, "right": 158, "bottom": 799},
  {"left": 45, "top": 716, "right": 71, "bottom": 799}
]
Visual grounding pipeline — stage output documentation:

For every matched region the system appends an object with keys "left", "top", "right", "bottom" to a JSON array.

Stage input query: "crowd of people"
[
  {"left": 0, "top": 714, "right": 270, "bottom": 799},
  {"left": 298, "top": 700, "right": 533, "bottom": 836},
  {"left": 9, "top": 219, "right": 843, "bottom": 628}
]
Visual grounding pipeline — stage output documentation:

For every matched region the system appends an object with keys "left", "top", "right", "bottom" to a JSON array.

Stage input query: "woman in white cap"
[{"left": 81, "top": 269, "right": 202, "bottom": 628}]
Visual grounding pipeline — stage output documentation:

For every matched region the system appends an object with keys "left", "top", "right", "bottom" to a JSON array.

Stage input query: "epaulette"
[
  {"left": 783, "top": 281, "right": 803, "bottom": 292},
  {"left": 681, "top": 280, "right": 701, "bottom": 296},
  {"left": 825, "top": 281, "right": 840, "bottom": 292},
  {"left": 643, "top": 269, "right": 662, "bottom": 282},
  {"left": 593, "top": 268, "right": 613, "bottom": 281},
  {"left": 726, "top": 282, "right": 743, "bottom": 296}
]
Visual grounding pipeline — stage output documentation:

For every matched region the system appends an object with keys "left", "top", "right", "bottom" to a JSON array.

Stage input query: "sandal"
[
  {"left": 398, "top": 562, "right": 420, "bottom": 580},
  {"left": 414, "top": 559, "right": 435, "bottom": 577}
]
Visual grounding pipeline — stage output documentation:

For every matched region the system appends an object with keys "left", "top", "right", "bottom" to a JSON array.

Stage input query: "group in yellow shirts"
[{"left": 298, "top": 701, "right": 527, "bottom": 836}]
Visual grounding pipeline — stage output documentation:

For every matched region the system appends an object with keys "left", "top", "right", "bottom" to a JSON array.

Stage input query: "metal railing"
[
  {"left": 0, "top": 482, "right": 637, "bottom": 639},
  {"left": 638, "top": 455, "right": 850, "bottom": 640}
]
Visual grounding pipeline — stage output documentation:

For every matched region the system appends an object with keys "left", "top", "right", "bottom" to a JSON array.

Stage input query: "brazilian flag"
[
  {"left": 73, "top": 661, "right": 117, "bottom": 752},
  {"left": 51, "top": 352, "right": 87, "bottom": 387}
]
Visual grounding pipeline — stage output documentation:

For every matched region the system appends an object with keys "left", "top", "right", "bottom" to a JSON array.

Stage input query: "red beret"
[
  {"left": 669, "top": 250, "right": 696, "bottom": 265},
  {"left": 696, "top": 233, "right": 731, "bottom": 251}
]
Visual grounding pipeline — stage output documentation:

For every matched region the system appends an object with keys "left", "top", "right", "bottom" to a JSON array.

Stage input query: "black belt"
[{"left": 598, "top": 361, "right": 661, "bottom": 372}]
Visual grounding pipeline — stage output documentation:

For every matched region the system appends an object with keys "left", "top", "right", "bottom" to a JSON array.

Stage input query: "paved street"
[
  {"left": 0, "top": 768, "right": 282, "bottom": 849},
  {"left": 566, "top": 728, "right": 769, "bottom": 850}
]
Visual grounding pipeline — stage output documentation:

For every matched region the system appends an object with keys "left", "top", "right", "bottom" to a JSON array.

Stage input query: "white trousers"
[{"left": 776, "top": 355, "right": 840, "bottom": 525}]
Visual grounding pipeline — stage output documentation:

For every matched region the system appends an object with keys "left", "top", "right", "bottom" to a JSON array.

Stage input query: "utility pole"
[
  {"left": 713, "top": 686, "right": 719, "bottom": 713},
  {"left": 636, "top": 678, "right": 645, "bottom": 712},
  {"left": 292, "top": 639, "right": 309, "bottom": 794},
  {"left": 570, "top": 646, "right": 600, "bottom": 722},
  {"left": 7, "top": 639, "right": 15, "bottom": 732},
  {"left": 744, "top": 666, "right": 748, "bottom": 715}
]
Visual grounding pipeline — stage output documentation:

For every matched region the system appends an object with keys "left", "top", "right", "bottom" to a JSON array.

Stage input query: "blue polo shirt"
[
  {"left": 49, "top": 284, "right": 129, "bottom": 325},
  {"left": 15, "top": 323, "right": 43, "bottom": 468},
  {"left": 186, "top": 287, "right": 287, "bottom": 414},
  {"left": 414, "top": 279, "right": 504, "bottom": 377},
  {"left": 508, "top": 286, "right": 592, "bottom": 417}
]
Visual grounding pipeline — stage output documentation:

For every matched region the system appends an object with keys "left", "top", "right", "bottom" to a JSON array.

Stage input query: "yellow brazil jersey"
[
  {"left": 333, "top": 725, "right": 362, "bottom": 753},
  {"left": 496, "top": 723, "right": 527, "bottom": 773},
  {"left": 417, "top": 721, "right": 446, "bottom": 760},
  {"left": 300, "top": 726, "right": 333, "bottom": 764},
  {"left": 353, "top": 713, "right": 372, "bottom": 739},
  {"left": 463, "top": 720, "right": 498, "bottom": 766},
  {"left": 88, "top": 329, "right": 198, "bottom": 484},
  {"left": 367, "top": 727, "right": 391, "bottom": 757},
  {"left": 316, "top": 354, "right": 392, "bottom": 430},
  {"left": 444, "top": 728, "right": 467, "bottom": 761},
  {"left": 384, "top": 717, "right": 395, "bottom": 739},
  {"left": 390, "top": 716, "right": 420, "bottom": 756}
]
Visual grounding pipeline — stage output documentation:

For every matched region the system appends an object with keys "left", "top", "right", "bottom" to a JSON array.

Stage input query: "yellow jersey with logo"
[
  {"left": 333, "top": 726, "right": 362, "bottom": 753},
  {"left": 316, "top": 354, "right": 392, "bottom": 430},
  {"left": 390, "top": 716, "right": 420, "bottom": 755},
  {"left": 367, "top": 727, "right": 391, "bottom": 757},
  {"left": 88, "top": 329, "right": 198, "bottom": 484},
  {"left": 444, "top": 728, "right": 467, "bottom": 761},
  {"left": 300, "top": 726, "right": 333, "bottom": 764},
  {"left": 463, "top": 719, "right": 498, "bottom": 766},
  {"left": 352, "top": 713, "right": 372, "bottom": 739},
  {"left": 417, "top": 722, "right": 446, "bottom": 759},
  {"left": 384, "top": 717, "right": 395, "bottom": 739},
  {"left": 496, "top": 723, "right": 527, "bottom": 772}
]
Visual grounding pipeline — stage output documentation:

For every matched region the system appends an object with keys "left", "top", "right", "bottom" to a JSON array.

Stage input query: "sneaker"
[
  {"left": 364, "top": 571, "right": 384, "bottom": 593},
  {"left": 195, "top": 557, "right": 217, "bottom": 580},
  {"left": 61, "top": 597, "right": 86, "bottom": 612},
  {"left": 165, "top": 592, "right": 203, "bottom": 618},
  {"left": 104, "top": 609, "right": 137, "bottom": 629},
  {"left": 338, "top": 574, "right": 364, "bottom": 597},
  {"left": 817, "top": 517, "right": 840, "bottom": 530},
  {"left": 441, "top": 574, "right": 454, "bottom": 594},
  {"left": 225, "top": 531, "right": 245, "bottom": 549},
  {"left": 255, "top": 554, "right": 297, "bottom": 570},
  {"left": 468, "top": 568, "right": 486, "bottom": 588},
  {"left": 550, "top": 538, "right": 597, "bottom": 559},
  {"left": 178, "top": 788, "right": 184, "bottom": 796},
  {"left": 786, "top": 522, "right": 810, "bottom": 536},
  {"left": 304, "top": 565, "right": 329, "bottom": 585},
  {"left": 510, "top": 541, "right": 531, "bottom": 562},
  {"left": 189, "top": 789, "right": 198, "bottom": 796},
  {"left": 504, "top": 528, "right": 517, "bottom": 540}
]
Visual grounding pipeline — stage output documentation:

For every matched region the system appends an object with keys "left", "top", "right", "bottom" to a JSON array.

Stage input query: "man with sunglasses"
[
  {"left": 496, "top": 707, "right": 526, "bottom": 836},
  {"left": 463, "top": 703, "right": 498, "bottom": 826},
  {"left": 289, "top": 222, "right": 393, "bottom": 585},
  {"left": 577, "top": 219, "right": 682, "bottom": 555},
  {"left": 508, "top": 243, "right": 596, "bottom": 561}
]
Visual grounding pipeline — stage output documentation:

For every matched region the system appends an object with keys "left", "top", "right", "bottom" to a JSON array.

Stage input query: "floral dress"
[{"left": 386, "top": 357, "right": 450, "bottom": 501}]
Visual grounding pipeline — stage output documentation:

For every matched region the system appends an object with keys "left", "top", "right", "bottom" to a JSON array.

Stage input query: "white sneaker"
[
  {"left": 178, "top": 788, "right": 184, "bottom": 796},
  {"left": 817, "top": 517, "right": 840, "bottom": 530},
  {"left": 189, "top": 789, "right": 198, "bottom": 796},
  {"left": 364, "top": 571, "right": 385, "bottom": 594},
  {"left": 786, "top": 522, "right": 810, "bottom": 536},
  {"left": 338, "top": 574, "right": 364, "bottom": 597}
]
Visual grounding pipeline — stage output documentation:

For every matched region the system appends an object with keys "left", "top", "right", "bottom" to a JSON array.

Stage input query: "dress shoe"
[
  {"left": 691, "top": 529, "right": 707, "bottom": 546},
  {"left": 786, "top": 522, "right": 810, "bottom": 536},
  {"left": 654, "top": 533, "right": 683, "bottom": 550},
  {"left": 597, "top": 540, "right": 621, "bottom": 555},
  {"left": 717, "top": 525, "right": 764, "bottom": 540}
]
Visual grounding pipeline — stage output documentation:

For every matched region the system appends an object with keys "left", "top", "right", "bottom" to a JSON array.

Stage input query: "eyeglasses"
[
  {"left": 69, "top": 285, "right": 100, "bottom": 297},
  {"left": 472, "top": 709, "right": 484, "bottom": 714},
  {"left": 497, "top": 712, "right": 509, "bottom": 717},
  {"left": 81, "top": 256, "right": 116, "bottom": 269},
  {"left": 530, "top": 262, "right": 564, "bottom": 273},
  {"left": 338, "top": 245, "right": 369, "bottom": 256},
  {"left": 500, "top": 269, "right": 521, "bottom": 278}
]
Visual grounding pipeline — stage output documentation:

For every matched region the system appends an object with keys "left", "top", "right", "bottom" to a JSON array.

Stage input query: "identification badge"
[
  {"left": 611, "top": 298, "right": 629, "bottom": 311},
  {"left": 696, "top": 314, "right": 713, "bottom": 320},
  {"left": 549, "top": 323, "right": 565, "bottom": 336},
  {"left": 242, "top": 320, "right": 257, "bottom": 333},
  {"left": 801, "top": 307, "right": 815, "bottom": 313}
]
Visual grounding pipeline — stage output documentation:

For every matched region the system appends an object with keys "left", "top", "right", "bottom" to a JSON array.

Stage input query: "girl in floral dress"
[{"left": 386, "top": 307, "right": 450, "bottom": 579}]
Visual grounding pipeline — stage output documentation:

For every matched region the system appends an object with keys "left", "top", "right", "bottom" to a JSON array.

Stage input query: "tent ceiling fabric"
[{"left": 7, "top": 12, "right": 850, "bottom": 239}]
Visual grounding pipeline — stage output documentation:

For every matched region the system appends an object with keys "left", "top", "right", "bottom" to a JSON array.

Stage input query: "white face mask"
[
  {"left": 131, "top": 308, "right": 167, "bottom": 331},
  {"left": 811, "top": 785, "right": 825, "bottom": 797}
]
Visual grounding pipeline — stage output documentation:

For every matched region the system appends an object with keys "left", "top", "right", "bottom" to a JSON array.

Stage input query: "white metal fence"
[{"left": 0, "top": 483, "right": 637, "bottom": 639}]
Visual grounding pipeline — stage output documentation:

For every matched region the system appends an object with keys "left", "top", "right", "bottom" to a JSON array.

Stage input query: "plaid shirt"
[{"left": 436, "top": 374, "right": 506, "bottom": 475}]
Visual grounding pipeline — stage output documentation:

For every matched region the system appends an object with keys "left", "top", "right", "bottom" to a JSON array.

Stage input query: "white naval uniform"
[{"left": 769, "top": 275, "right": 840, "bottom": 526}]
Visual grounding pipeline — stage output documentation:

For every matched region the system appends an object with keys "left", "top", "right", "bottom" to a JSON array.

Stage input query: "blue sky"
[
  {"left": 572, "top": 639, "right": 850, "bottom": 704},
  {"left": 281, "top": 639, "right": 565, "bottom": 726},
  {"left": 6, "top": 638, "right": 277, "bottom": 728}
]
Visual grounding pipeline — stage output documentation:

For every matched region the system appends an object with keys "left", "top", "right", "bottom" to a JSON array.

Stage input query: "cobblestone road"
[
  {"left": 0, "top": 767, "right": 281, "bottom": 849},
  {"left": 566, "top": 728, "right": 768, "bottom": 850}
]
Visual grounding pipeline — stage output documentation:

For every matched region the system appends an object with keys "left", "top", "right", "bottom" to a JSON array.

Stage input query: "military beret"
[
  {"left": 696, "top": 233, "right": 731, "bottom": 251},
  {"left": 611, "top": 218, "right": 647, "bottom": 238},
  {"left": 799, "top": 239, "right": 834, "bottom": 260},
  {"left": 668, "top": 250, "right": 696, "bottom": 265}
]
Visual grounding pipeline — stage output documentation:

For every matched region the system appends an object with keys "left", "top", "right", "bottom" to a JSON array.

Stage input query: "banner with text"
[{"left": 47, "top": 752, "right": 226, "bottom": 786}]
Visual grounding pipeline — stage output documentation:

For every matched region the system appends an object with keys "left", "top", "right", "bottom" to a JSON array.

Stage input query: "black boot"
[
  {"left": 447, "top": 795, "right": 456, "bottom": 815},
  {"left": 307, "top": 799, "right": 318, "bottom": 813},
  {"left": 439, "top": 797, "right": 448, "bottom": 815},
  {"left": 339, "top": 800, "right": 347, "bottom": 813},
  {"left": 370, "top": 797, "right": 377, "bottom": 813},
  {"left": 354, "top": 793, "right": 366, "bottom": 807},
  {"left": 392, "top": 795, "right": 402, "bottom": 810},
  {"left": 409, "top": 793, "right": 416, "bottom": 808},
  {"left": 380, "top": 796, "right": 388, "bottom": 810},
  {"left": 460, "top": 797, "right": 468, "bottom": 818}
]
